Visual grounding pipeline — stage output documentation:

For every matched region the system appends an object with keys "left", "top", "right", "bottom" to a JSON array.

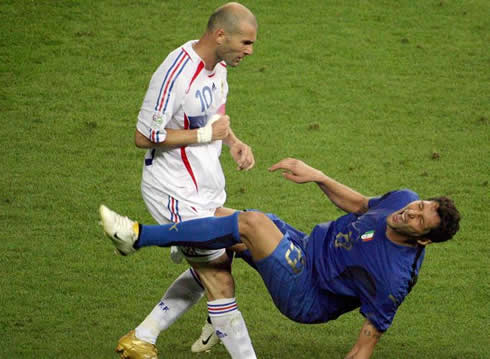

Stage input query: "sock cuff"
[{"left": 207, "top": 298, "right": 238, "bottom": 316}]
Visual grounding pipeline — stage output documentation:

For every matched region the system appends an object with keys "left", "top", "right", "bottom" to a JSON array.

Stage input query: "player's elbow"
[
  {"left": 134, "top": 130, "right": 151, "bottom": 148},
  {"left": 354, "top": 196, "right": 369, "bottom": 215}
]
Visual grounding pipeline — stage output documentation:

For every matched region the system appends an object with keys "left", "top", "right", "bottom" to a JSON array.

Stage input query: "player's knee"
[{"left": 238, "top": 211, "right": 268, "bottom": 236}]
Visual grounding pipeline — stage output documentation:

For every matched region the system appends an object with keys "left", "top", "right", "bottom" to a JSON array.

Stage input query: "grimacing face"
[
  {"left": 218, "top": 21, "right": 256, "bottom": 67},
  {"left": 386, "top": 200, "right": 441, "bottom": 238}
]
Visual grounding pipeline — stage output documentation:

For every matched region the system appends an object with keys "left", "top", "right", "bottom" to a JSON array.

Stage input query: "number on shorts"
[{"left": 285, "top": 242, "right": 304, "bottom": 274}]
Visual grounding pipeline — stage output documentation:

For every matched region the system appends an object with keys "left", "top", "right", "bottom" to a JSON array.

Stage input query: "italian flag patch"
[{"left": 361, "top": 230, "right": 375, "bottom": 242}]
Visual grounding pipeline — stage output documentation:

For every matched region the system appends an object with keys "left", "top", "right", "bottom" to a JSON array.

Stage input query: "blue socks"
[{"left": 135, "top": 212, "right": 241, "bottom": 250}]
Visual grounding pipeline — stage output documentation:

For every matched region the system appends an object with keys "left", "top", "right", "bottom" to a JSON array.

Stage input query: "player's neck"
[
  {"left": 193, "top": 39, "right": 219, "bottom": 71},
  {"left": 385, "top": 227, "right": 418, "bottom": 247}
]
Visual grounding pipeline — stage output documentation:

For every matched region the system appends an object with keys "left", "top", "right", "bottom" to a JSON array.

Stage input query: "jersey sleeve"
[
  {"left": 359, "top": 286, "right": 405, "bottom": 332},
  {"left": 136, "top": 53, "right": 189, "bottom": 143},
  {"left": 367, "top": 191, "right": 395, "bottom": 209},
  {"left": 368, "top": 189, "right": 419, "bottom": 210}
]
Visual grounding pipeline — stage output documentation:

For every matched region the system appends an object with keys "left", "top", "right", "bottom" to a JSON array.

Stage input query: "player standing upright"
[{"left": 114, "top": 3, "right": 258, "bottom": 359}]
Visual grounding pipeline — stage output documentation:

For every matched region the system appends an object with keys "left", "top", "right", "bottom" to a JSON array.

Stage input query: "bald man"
[{"left": 114, "top": 3, "right": 258, "bottom": 359}]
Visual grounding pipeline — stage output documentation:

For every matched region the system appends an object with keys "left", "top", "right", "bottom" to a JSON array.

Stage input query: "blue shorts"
[{"left": 254, "top": 214, "right": 360, "bottom": 324}]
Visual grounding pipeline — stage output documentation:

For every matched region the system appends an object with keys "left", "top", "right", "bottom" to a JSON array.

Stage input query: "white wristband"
[
  {"left": 197, "top": 125, "right": 213, "bottom": 143},
  {"left": 197, "top": 114, "right": 221, "bottom": 143}
]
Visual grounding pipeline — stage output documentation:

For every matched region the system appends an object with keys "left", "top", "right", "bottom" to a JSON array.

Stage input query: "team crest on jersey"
[
  {"left": 361, "top": 230, "right": 375, "bottom": 242},
  {"left": 152, "top": 112, "right": 166, "bottom": 126}
]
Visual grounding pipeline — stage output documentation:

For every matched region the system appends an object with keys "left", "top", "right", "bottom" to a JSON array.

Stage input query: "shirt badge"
[
  {"left": 361, "top": 230, "right": 375, "bottom": 242},
  {"left": 152, "top": 112, "right": 165, "bottom": 126}
]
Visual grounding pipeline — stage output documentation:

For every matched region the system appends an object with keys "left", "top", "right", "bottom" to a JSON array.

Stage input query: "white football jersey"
[{"left": 137, "top": 40, "right": 229, "bottom": 211}]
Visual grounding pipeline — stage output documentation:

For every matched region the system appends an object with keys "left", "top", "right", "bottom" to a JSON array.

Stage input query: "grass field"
[{"left": 1, "top": 0, "right": 489, "bottom": 358}]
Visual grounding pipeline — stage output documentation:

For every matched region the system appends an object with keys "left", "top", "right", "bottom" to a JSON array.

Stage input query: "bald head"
[{"left": 207, "top": 2, "right": 257, "bottom": 34}]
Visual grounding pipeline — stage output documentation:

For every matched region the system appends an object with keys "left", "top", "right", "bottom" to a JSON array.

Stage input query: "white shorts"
[{"left": 141, "top": 182, "right": 226, "bottom": 263}]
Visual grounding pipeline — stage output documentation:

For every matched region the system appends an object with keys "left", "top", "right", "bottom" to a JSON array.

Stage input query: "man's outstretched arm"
[
  {"left": 345, "top": 319, "right": 382, "bottom": 359},
  {"left": 269, "top": 158, "right": 369, "bottom": 214}
]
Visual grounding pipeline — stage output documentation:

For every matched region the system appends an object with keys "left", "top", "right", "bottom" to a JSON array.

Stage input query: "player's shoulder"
[
  {"left": 393, "top": 189, "right": 419, "bottom": 203},
  {"left": 155, "top": 40, "right": 199, "bottom": 76},
  {"left": 381, "top": 189, "right": 418, "bottom": 202},
  {"left": 368, "top": 189, "right": 419, "bottom": 210}
]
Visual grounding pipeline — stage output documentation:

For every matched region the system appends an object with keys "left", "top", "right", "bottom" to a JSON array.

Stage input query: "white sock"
[
  {"left": 208, "top": 298, "right": 256, "bottom": 359},
  {"left": 135, "top": 268, "right": 204, "bottom": 344}
]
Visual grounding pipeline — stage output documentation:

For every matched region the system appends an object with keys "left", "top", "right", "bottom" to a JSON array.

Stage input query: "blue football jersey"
[{"left": 306, "top": 189, "right": 425, "bottom": 331}]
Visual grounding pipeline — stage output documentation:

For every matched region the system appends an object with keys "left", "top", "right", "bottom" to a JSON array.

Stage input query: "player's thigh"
[
  {"left": 238, "top": 211, "right": 284, "bottom": 261},
  {"left": 254, "top": 235, "right": 310, "bottom": 320}
]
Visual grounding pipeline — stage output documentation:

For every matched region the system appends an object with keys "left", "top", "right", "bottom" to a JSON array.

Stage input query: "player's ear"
[
  {"left": 416, "top": 238, "right": 432, "bottom": 246},
  {"left": 215, "top": 28, "right": 226, "bottom": 45}
]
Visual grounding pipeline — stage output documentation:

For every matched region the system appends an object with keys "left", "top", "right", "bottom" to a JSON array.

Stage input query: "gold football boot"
[{"left": 115, "top": 330, "right": 158, "bottom": 359}]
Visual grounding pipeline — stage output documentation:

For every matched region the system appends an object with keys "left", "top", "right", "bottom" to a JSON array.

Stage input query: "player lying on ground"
[{"left": 100, "top": 157, "right": 460, "bottom": 359}]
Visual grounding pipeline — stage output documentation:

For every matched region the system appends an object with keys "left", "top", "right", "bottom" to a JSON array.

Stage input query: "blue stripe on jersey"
[
  {"left": 162, "top": 57, "right": 190, "bottom": 113},
  {"left": 187, "top": 115, "right": 207, "bottom": 129},
  {"left": 154, "top": 50, "right": 185, "bottom": 112}
]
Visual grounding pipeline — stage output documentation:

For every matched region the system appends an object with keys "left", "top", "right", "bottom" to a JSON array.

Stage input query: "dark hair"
[{"left": 425, "top": 196, "right": 461, "bottom": 243}]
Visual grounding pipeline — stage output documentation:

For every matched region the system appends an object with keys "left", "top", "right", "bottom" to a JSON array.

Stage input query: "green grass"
[{"left": 1, "top": 0, "right": 489, "bottom": 358}]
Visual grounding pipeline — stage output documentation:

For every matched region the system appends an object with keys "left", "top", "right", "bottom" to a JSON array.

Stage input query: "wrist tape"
[
  {"left": 197, "top": 114, "right": 221, "bottom": 144},
  {"left": 197, "top": 126, "right": 213, "bottom": 143}
]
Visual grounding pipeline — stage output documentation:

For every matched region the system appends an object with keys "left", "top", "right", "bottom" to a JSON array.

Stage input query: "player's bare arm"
[
  {"left": 223, "top": 127, "right": 255, "bottom": 171},
  {"left": 269, "top": 158, "right": 369, "bottom": 214},
  {"left": 344, "top": 319, "right": 382, "bottom": 359},
  {"left": 135, "top": 128, "right": 198, "bottom": 149},
  {"left": 134, "top": 115, "right": 231, "bottom": 149}
]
